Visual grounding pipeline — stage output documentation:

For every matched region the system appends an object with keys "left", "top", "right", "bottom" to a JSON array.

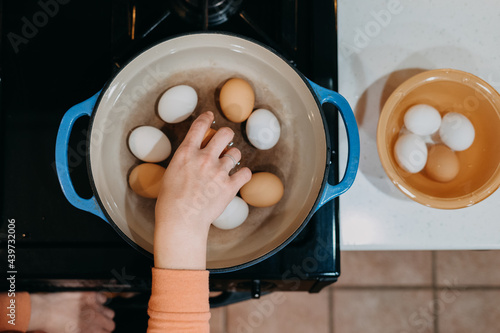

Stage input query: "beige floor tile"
[
  {"left": 435, "top": 250, "right": 500, "bottom": 287},
  {"left": 333, "top": 289, "right": 435, "bottom": 333},
  {"left": 334, "top": 251, "right": 433, "bottom": 287},
  {"left": 438, "top": 290, "right": 500, "bottom": 333},
  {"left": 226, "top": 291, "right": 329, "bottom": 333},
  {"left": 211, "top": 306, "right": 226, "bottom": 333}
]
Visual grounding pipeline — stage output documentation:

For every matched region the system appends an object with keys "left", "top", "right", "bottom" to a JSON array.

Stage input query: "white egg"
[
  {"left": 158, "top": 85, "right": 198, "bottom": 123},
  {"left": 394, "top": 133, "right": 428, "bottom": 173},
  {"left": 245, "top": 109, "right": 281, "bottom": 150},
  {"left": 212, "top": 196, "right": 249, "bottom": 230},
  {"left": 128, "top": 126, "right": 171, "bottom": 162},
  {"left": 439, "top": 112, "right": 475, "bottom": 151},
  {"left": 404, "top": 104, "right": 441, "bottom": 136}
]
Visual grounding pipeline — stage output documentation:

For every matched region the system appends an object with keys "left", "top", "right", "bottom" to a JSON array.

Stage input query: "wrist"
[
  {"left": 155, "top": 211, "right": 212, "bottom": 238},
  {"left": 155, "top": 221, "right": 210, "bottom": 245},
  {"left": 154, "top": 223, "right": 209, "bottom": 270}
]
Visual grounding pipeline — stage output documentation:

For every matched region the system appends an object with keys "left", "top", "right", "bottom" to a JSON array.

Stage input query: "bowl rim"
[{"left": 377, "top": 68, "right": 500, "bottom": 209}]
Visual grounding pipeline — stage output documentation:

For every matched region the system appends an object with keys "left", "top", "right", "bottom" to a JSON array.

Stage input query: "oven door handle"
[
  {"left": 209, "top": 291, "right": 269, "bottom": 308},
  {"left": 309, "top": 80, "right": 360, "bottom": 212},
  {"left": 55, "top": 91, "right": 109, "bottom": 223}
]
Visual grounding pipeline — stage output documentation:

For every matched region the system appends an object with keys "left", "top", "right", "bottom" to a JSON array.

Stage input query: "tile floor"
[{"left": 210, "top": 250, "right": 500, "bottom": 333}]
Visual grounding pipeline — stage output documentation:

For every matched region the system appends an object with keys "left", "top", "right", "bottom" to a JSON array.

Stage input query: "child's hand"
[{"left": 154, "top": 111, "right": 251, "bottom": 270}]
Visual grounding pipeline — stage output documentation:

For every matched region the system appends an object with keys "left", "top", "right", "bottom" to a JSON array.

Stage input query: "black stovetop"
[{"left": 0, "top": 0, "right": 340, "bottom": 304}]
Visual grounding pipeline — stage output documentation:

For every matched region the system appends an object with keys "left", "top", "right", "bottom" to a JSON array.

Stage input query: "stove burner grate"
[{"left": 171, "top": 0, "right": 243, "bottom": 28}]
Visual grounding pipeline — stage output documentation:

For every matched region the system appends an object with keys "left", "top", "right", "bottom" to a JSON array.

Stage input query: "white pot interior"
[{"left": 89, "top": 33, "right": 327, "bottom": 269}]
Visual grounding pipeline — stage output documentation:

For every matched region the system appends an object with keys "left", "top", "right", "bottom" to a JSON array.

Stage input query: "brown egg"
[
  {"left": 201, "top": 128, "right": 217, "bottom": 148},
  {"left": 200, "top": 127, "right": 230, "bottom": 154},
  {"left": 219, "top": 78, "right": 255, "bottom": 123},
  {"left": 240, "top": 172, "right": 284, "bottom": 207},
  {"left": 425, "top": 144, "right": 460, "bottom": 182},
  {"left": 128, "top": 163, "right": 165, "bottom": 198}
]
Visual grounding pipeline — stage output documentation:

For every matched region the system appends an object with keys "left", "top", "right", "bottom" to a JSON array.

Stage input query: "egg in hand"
[{"left": 201, "top": 128, "right": 217, "bottom": 148}]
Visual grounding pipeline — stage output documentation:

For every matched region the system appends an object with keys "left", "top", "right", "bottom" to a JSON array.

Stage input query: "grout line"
[
  {"left": 333, "top": 285, "right": 500, "bottom": 291},
  {"left": 329, "top": 287, "right": 335, "bottom": 333},
  {"left": 432, "top": 251, "right": 439, "bottom": 333},
  {"left": 334, "top": 286, "right": 435, "bottom": 290},
  {"left": 223, "top": 306, "right": 227, "bottom": 333},
  {"left": 433, "top": 286, "right": 500, "bottom": 290}
]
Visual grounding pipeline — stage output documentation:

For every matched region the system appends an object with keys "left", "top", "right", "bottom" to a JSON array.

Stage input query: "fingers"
[
  {"left": 96, "top": 292, "right": 107, "bottom": 304},
  {"left": 230, "top": 166, "right": 252, "bottom": 189},
  {"left": 94, "top": 320, "right": 115, "bottom": 333},
  {"left": 171, "top": 112, "right": 251, "bottom": 190},
  {"left": 91, "top": 306, "right": 115, "bottom": 332},
  {"left": 98, "top": 314, "right": 116, "bottom": 332},
  {"left": 181, "top": 111, "right": 214, "bottom": 148},
  {"left": 205, "top": 127, "right": 234, "bottom": 155},
  {"left": 100, "top": 305, "right": 115, "bottom": 319},
  {"left": 220, "top": 147, "right": 241, "bottom": 172},
  {"left": 82, "top": 292, "right": 105, "bottom": 305}
]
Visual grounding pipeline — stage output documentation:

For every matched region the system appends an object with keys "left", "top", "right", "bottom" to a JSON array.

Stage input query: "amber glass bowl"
[{"left": 377, "top": 69, "right": 500, "bottom": 209}]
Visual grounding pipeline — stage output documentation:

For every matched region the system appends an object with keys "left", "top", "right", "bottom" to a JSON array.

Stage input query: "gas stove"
[{"left": 0, "top": 0, "right": 339, "bottom": 315}]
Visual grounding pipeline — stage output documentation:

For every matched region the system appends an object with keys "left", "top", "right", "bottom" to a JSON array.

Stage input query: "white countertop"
[{"left": 337, "top": 0, "right": 500, "bottom": 250}]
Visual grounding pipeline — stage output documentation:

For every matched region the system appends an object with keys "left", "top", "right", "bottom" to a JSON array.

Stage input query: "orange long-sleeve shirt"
[
  {"left": 147, "top": 268, "right": 210, "bottom": 332},
  {"left": 1, "top": 268, "right": 210, "bottom": 332},
  {"left": 0, "top": 292, "right": 31, "bottom": 332}
]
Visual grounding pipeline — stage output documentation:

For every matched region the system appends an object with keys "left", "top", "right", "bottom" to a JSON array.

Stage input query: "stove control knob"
[{"left": 251, "top": 279, "right": 261, "bottom": 299}]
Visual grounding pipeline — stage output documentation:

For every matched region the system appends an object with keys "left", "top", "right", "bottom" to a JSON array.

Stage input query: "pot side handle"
[
  {"left": 309, "top": 80, "right": 360, "bottom": 212},
  {"left": 55, "top": 91, "right": 109, "bottom": 223}
]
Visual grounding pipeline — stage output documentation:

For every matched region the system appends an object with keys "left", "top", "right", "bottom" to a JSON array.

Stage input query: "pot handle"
[
  {"left": 55, "top": 91, "right": 109, "bottom": 223},
  {"left": 308, "top": 80, "right": 360, "bottom": 212}
]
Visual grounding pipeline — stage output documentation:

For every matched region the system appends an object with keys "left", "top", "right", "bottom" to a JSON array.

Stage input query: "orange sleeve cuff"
[
  {"left": 0, "top": 292, "right": 31, "bottom": 332},
  {"left": 147, "top": 268, "right": 210, "bottom": 333},
  {"left": 148, "top": 268, "right": 210, "bottom": 313}
]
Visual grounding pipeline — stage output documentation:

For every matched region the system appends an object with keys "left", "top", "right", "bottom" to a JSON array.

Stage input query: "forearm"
[
  {"left": 154, "top": 222, "right": 209, "bottom": 270},
  {"left": 147, "top": 112, "right": 251, "bottom": 332}
]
